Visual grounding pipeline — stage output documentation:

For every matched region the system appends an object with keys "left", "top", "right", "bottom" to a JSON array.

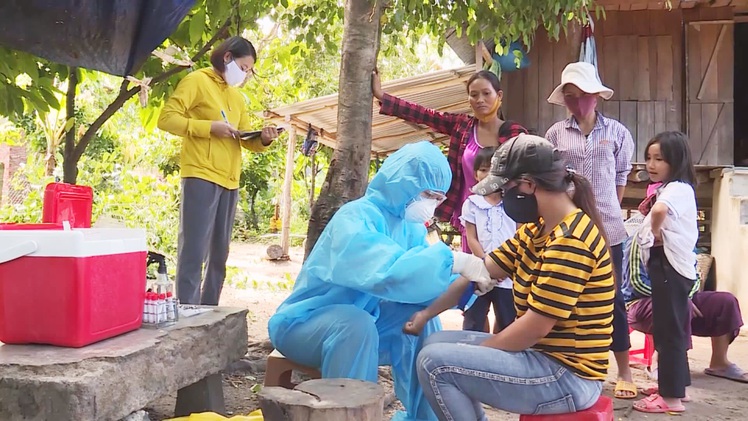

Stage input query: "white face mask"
[
  {"left": 404, "top": 197, "right": 439, "bottom": 224},
  {"left": 224, "top": 60, "right": 247, "bottom": 87}
]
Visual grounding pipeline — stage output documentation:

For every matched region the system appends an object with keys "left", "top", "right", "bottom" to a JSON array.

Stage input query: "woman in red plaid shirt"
[
  {"left": 373, "top": 69, "right": 527, "bottom": 334},
  {"left": 372, "top": 70, "right": 527, "bottom": 241}
]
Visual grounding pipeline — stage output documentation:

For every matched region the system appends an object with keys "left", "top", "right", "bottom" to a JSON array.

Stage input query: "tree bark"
[
  {"left": 44, "top": 152, "right": 57, "bottom": 177},
  {"left": 259, "top": 378, "right": 385, "bottom": 421},
  {"left": 304, "top": 0, "right": 383, "bottom": 259},
  {"left": 250, "top": 189, "right": 259, "bottom": 230},
  {"left": 62, "top": 67, "right": 79, "bottom": 184}
]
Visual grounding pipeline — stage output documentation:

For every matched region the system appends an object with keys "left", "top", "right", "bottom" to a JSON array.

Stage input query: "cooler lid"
[{"left": 0, "top": 228, "right": 147, "bottom": 260}]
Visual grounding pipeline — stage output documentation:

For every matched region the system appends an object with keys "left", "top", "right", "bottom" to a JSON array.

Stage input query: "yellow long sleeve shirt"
[{"left": 157, "top": 68, "right": 267, "bottom": 190}]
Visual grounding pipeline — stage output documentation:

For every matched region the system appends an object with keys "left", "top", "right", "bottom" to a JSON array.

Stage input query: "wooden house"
[
  {"left": 447, "top": 0, "right": 748, "bottom": 302},
  {"left": 448, "top": 1, "right": 747, "bottom": 168}
]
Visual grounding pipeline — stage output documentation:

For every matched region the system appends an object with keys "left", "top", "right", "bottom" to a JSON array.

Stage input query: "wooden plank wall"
[
  {"left": 501, "top": 27, "right": 579, "bottom": 135},
  {"left": 597, "top": 10, "right": 684, "bottom": 161},
  {"left": 683, "top": 7, "right": 735, "bottom": 165},
  {"left": 502, "top": 10, "right": 684, "bottom": 160}
]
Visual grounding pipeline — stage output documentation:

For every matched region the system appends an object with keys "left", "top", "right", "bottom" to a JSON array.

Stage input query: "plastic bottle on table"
[
  {"left": 166, "top": 292, "right": 175, "bottom": 321},
  {"left": 144, "top": 293, "right": 153, "bottom": 324},
  {"left": 158, "top": 293, "right": 167, "bottom": 323}
]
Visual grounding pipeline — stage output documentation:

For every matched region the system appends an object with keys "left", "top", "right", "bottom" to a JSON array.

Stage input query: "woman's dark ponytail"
[
  {"left": 531, "top": 164, "right": 614, "bottom": 256},
  {"left": 568, "top": 172, "right": 612, "bottom": 254}
]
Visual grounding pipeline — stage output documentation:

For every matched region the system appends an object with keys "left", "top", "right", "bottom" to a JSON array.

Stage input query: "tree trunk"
[
  {"left": 44, "top": 151, "right": 56, "bottom": 177},
  {"left": 62, "top": 66, "right": 78, "bottom": 184},
  {"left": 304, "top": 0, "right": 383, "bottom": 259},
  {"left": 259, "top": 378, "right": 385, "bottom": 421},
  {"left": 250, "top": 189, "right": 259, "bottom": 230}
]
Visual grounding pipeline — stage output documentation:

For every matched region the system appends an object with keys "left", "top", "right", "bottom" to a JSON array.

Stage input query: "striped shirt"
[
  {"left": 545, "top": 113, "right": 634, "bottom": 246},
  {"left": 488, "top": 210, "right": 615, "bottom": 380}
]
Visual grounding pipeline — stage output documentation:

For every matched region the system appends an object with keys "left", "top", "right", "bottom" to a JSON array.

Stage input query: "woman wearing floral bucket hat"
[{"left": 545, "top": 62, "right": 637, "bottom": 399}]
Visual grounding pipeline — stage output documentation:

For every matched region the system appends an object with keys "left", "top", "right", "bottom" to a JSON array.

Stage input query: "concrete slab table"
[{"left": 0, "top": 306, "right": 248, "bottom": 421}]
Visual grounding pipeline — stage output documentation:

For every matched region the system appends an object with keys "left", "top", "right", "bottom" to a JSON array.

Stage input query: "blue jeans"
[{"left": 416, "top": 330, "right": 603, "bottom": 421}]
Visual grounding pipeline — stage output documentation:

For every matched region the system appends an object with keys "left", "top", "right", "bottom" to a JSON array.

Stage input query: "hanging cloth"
[
  {"left": 0, "top": 0, "right": 195, "bottom": 76},
  {"left": 301, "top": 124, "right": 319, "bottom": 157},
  {"left": 578, "top": 15, "right": 602, "bottom": 82}
]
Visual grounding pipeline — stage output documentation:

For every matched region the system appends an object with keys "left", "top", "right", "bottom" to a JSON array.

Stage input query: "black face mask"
[{"left": 502, "top": 186, "right": 540, "bottom": 223}]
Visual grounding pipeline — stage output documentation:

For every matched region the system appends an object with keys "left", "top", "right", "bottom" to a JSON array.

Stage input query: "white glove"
[
  {"left": 474, "top": 278, "right": 499, "bottom": 296},
  {"left": 452, "top": 251, "right": 495, "bottom": 294}
]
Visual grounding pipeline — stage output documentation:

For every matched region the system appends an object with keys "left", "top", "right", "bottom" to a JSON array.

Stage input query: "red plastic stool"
[
  {"left": 519, "top": 395, "right": 613, "bottom": 421},
  {"left": 628, "top": 327, "right": 655, "bottom": 367}
]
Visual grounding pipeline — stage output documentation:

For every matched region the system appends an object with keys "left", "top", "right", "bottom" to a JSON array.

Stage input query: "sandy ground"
[{"left": 146, "top": 242, "right": 748, "bottom": 420}]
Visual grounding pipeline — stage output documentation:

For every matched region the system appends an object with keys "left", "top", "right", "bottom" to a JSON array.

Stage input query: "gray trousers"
[{"left": 176, "top": 177, "right": 238, "bottom": 305}]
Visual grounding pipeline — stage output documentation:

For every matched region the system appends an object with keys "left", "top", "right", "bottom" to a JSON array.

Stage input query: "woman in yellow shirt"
[{"left": 158, "top": 36, "right": 278, "bottom": 305}]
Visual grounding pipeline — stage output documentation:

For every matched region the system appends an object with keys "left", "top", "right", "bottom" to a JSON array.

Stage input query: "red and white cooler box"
[{"left": 0, "top": 227, "right": 147, "bottom": 347}]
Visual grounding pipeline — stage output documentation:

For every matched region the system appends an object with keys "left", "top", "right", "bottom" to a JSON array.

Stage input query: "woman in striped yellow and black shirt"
[{"left": 411, "top": 134, "right": 614, "bottom": 420}]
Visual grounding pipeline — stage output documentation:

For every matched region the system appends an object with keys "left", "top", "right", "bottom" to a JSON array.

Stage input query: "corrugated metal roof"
[
  {"left": 264, "top": 65, "right": 476, "bottom": 156},
  {"left": 445, "top": 27, "right": 495, "bottom": 66}
]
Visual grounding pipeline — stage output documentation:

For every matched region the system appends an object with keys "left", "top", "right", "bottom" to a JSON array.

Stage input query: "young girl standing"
[
  {"left": 460, "top": 147, "right": 517, "bottom": 332},
  {"left": 634, "top": 131, "right": 698, "bottom": 414}
]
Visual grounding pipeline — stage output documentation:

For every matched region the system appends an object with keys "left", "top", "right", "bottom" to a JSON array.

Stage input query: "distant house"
[{"left": 446, "top": 0, "right": 748, "bottom": 167}]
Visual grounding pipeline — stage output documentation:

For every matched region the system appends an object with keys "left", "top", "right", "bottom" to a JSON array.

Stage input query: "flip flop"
[
  {"left": 633, "top": 394, "right": 686, "bottom": 414},
  {"left": 641, "top": 386, "right": 692, "bottom": 402},
  {"left": 614, "top": 380, "right": 638, "bottom": 399},
  {"left": 704, "top": 363, "right": 748, "bottom": 383}
]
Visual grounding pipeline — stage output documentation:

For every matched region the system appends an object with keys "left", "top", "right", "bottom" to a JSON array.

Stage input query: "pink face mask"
[
  {"left": 646, "top": 182, "right": 663, "bottom": 197},
  {"left": 564, "top": 95, "right": 598, "bottom": 119}
]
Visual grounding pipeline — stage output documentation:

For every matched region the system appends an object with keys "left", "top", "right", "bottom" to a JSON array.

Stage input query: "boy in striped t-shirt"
[{"left": 411, "top": 134, "right": 615, "bottom": 419}]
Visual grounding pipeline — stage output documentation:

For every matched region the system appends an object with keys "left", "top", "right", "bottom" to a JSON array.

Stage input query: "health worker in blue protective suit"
[{"left": 268, "top": 141, "right": 494, "bottom": 421}]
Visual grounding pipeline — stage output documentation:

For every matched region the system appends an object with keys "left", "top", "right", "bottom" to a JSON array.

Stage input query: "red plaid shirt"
[{"left": 379, "top": 93, "right": 527, "bottom": 224}]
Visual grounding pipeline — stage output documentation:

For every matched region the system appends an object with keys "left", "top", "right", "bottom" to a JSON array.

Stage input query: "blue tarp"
[{"left": 0, "top": 0, "right": 195, "bottom": 76}]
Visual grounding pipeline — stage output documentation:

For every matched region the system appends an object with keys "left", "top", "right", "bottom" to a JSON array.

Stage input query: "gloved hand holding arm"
[{"left": 452, "top": 251, "right": 496, "bottom": 295}]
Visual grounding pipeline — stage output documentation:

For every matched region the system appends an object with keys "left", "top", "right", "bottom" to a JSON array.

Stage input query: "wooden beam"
[
  {"left": 280, "top": 124, "right": 297, "bottom": 258},
  {"left": 475, "top": 42, "right": 484, "bottom": 72},
  {"left": 264, "top": 110, "right": 333, "bottom": 141},
  {"left": 696, "top": 24, "right": 728, "bottom": 100},
  {"left": 696, "top": 103, "right": 726, "bottom": 163},
  {"left": 480, "top": 42, "right": 493, "bottom": 64},
  {"left": 688, "top": 19, "right": 736, "bottom": 25}
]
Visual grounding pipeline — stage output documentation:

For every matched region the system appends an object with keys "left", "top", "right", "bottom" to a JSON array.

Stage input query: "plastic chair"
[
  {"left": 263, "top": 349, "right": 321, "bottom": 389},
  {"left": 518, "top": 395, "right": 613, "bottom": 421},
  {"left": 628, "top": 327, "right": 655, "bottom": 367}
]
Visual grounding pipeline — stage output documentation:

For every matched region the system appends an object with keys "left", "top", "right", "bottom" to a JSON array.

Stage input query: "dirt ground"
[{"left": 146, "top": 242, "right": 748, "bottom": 420}]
